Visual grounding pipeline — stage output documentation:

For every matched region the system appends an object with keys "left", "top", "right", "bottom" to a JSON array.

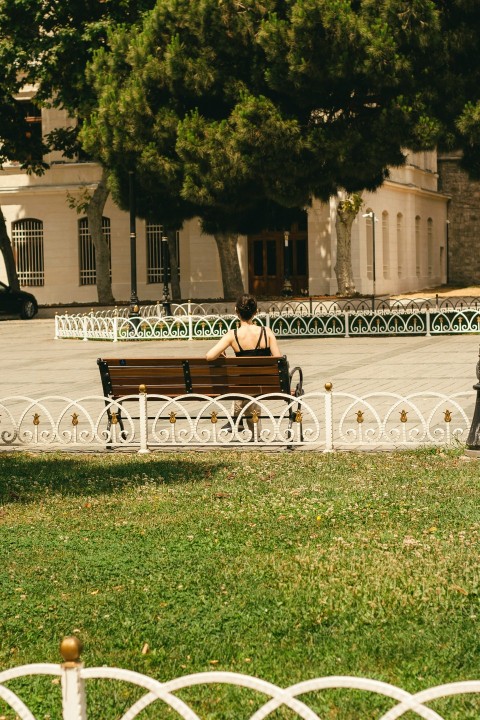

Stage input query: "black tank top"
[{"left": 234, "top": 326, "right": 272, "bottom": 356}]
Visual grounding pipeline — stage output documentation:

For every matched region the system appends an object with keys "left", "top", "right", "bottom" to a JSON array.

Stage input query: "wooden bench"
[{"left": 97, "top": 355, "right": 304, "bottom": 444}]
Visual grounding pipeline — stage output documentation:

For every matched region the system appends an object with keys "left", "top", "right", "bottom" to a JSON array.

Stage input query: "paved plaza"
[{"left": 1, "top": 317, "right": 479, "bottom": 399}]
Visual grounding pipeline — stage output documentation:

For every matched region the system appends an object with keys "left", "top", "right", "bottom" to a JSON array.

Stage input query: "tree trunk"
[
  {"left": 0, "top": 207, "right": 20, "bottom": 290},
  {"left": 334, "top": 193, "right": 363, "bottom": 296},
  {"left": 166, "top": 230, "right": 181, "bottom": 300},
  {"left": 86, "top": 168, "right": 115, "bottom": 305},
  {"left": 213, "top": 232, "right": 244, "bottom": 300}
]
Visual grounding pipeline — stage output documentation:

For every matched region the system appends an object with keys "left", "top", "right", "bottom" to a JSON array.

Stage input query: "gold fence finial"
[
  {"left": 139, "top": 384, "right": 147, "bottom": 394},
  {"left": 60, "top": 636, "right": 83, "bottom": 663},
  {"left": 325, "top": 382, "right": 333, "bottom": 392}
]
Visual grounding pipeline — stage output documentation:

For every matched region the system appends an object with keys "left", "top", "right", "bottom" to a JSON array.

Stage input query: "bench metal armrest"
[{"left": 289, "top": 365, "right": 304, "bottom": 397}]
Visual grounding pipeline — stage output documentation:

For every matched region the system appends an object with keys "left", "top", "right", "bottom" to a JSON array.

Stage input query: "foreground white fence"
[
  {"left": 0, "top": 388, "right": 473, "bottom": 451},
  {"left": 1, "top": 637, "right": 479, "bottom": 719}
]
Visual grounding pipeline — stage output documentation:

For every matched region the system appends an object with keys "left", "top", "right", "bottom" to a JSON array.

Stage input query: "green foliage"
[
  {"left": 456, "top": 101, "right": 480, "bottom": 178},
  {"left": 3, "top": 0, "right": 480, "bottom": 229},
  {"left": 338, "top": 192, "right": 364, "bottom": 217},
  {"left": 0, "top": 449, "right": 479, "bottom": 719},
  {"left": 0, "top": 0, "right": 157, "bottom": 166},
  {"left": 81, "top": 0, "right": 467, "bottom": 239}
]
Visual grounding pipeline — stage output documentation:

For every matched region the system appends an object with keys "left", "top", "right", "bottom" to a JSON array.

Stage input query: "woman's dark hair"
[{"left": 235, "top": 293, "right": 257, "bottom": 321}]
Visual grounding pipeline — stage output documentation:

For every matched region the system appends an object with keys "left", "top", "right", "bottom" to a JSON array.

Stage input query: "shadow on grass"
[{"left": 0, "top": 452, "right": 229, "bottom": 503}]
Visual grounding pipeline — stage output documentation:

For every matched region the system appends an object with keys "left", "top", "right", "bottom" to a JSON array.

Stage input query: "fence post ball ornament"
[{"left": 60, "top": 636, "right": 83, "bottom": 663}]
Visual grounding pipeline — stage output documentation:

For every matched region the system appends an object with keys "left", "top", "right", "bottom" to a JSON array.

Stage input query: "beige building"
[{"left": 0, "top": 102, "right": 449, "bottom": 304}]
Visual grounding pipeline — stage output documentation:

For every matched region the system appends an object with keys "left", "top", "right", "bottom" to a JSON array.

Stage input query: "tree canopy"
[
  {"left": 80, "top": 0, "right": 458, "bottom": 296},
  {"left": 3, "top": 0, "right": 480, "bottom": 299},
  {"left": 0, "top": 0, "right": 157, "bottom": 300}
]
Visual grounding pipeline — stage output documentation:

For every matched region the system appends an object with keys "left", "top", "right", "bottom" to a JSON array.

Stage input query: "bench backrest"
[{"left": 97, "top": 356, "right": 292, "bottom": 398}]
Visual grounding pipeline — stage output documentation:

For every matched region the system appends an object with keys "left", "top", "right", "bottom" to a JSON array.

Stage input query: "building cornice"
[
  {"left": 383, "top": 179, "right": 450, "bottom": 202},
  {"left": 0, "top": 182, "right": 99, "bottom": 196}
]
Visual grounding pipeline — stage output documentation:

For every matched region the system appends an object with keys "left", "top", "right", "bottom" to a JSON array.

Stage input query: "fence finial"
[
  {"left": 325, "top": 382, "right": 333, "bottom": 392},
  {"left": 60, "top": 636, "right": 83, "bottom": 663}
]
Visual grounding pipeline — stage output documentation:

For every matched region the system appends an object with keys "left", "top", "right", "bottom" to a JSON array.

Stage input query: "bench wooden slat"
[
  {"left": 108, "top": 367, "right": 186, "bottom": 380},
  {"left": 103, "top": 358, "right": 185, "bottom": 366},
  {"left": 189, "top": 366, "right": 281, "bottom": 378},
  {"left": 102, "top": 357, "right": 281, "bottom": 367},
  {"left": 188, "top": 357, "right": 281, "bottom": 367},
  {"left": 108, "top": 385, "right": 189, "bottom": 397},
  {"left": 109, "top": 383, "right": 282, "bottom": 394},
  {"left": 109, "top": 386, "right": 284, "bottom": 397}
]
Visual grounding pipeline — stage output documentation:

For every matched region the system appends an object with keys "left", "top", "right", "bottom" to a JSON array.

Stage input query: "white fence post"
[
  {"left": 113, "top": 315, "right": 118, "bottom": 343},
  {"left": 324, "top": 382, "right": 334, "bottom": 452},
  {"left": 426, "top": 307, "right": 431, "bottom": 337},
  {"left": 60, "top": 637, "right": 87, "bottom": 720},
  {"left": 138, "top": 385, "right": 151, "bottom": 454},
  {"left": 82, "top": 316, "right": 88, "bottom": 342},
  {"left": 188, "top": 314, "right": 193, "bottom": 341},
  {"left": 344, "top": 311, "right": 350, "bottom": 338}
]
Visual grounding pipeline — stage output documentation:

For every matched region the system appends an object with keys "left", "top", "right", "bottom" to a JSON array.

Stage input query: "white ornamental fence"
[
  {"left": 54, "top": 307, "right": 480, "bottom": 342},
  {"left": 0, "top": 387, "right": 473, "bottom": 452},
  {"left": 1, "top": 637, "right": 479, "bottom": 720},
  {"left": 73, "top": 296, "right": 480, "bottom": 318}
]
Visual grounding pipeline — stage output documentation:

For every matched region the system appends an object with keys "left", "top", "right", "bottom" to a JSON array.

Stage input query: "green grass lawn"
[{"left": 0, "top": 448, "right": 479, "bottom": 719}]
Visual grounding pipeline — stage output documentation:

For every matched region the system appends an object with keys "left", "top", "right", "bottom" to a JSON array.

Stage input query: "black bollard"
[{"left": 466, "top": 346, "right": 480, "bottom": 453}]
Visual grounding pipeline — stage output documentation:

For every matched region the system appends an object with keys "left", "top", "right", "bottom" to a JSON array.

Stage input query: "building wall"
[
  {"left": 0, "top": 103, "right": 449, "bottom": 302},
  {"left": 307, "top": 150, "right": 448, "bottom": 296},
  {"left": 0, "top": 161, "right": 250, "bottom": 303},
  {"left": 437, "top": 151, "right": 480, "bottom": 285}
]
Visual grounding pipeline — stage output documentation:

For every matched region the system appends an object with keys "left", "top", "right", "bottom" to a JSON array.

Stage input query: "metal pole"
[
  {"left": 162, "top": 234, "right": 172, "bottom": 316},
  {"left": 446, "top": 219, "right": 450, "bottom": 284},
  {"left": 363, "top": 211, "right": 376, "bottom": 311},
  {"left": 282, "top": 230, "right": 293, "bottom": 297},
  {"left": 466, "top": 345, "right": 480, "bottom": 455},
  {"left": 372, "top": 211, "right": 376, "bottom": 312},
  {"left": 128, "top": 171, "right": 139, "bottom": 319}
]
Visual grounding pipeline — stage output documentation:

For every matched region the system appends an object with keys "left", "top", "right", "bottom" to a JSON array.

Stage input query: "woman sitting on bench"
[
  {"left": 206, "top": 293, "right": 281, "bottom": 361},
  {"left": 206, "top": 294, "right": 281, "bottom": 436}
]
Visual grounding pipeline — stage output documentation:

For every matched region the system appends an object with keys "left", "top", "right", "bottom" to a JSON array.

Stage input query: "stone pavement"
[{"left": 1, "top": 317, "right": 479, "bottom": 399}]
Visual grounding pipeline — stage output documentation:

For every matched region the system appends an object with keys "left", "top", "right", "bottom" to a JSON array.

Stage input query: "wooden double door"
[{"left": 248, "top": 226, "right": 308, "bottom": 297}]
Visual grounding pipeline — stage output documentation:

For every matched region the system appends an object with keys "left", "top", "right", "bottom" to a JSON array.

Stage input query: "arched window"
[
  {"left": 146, "top": 222, "right": 180, "bottom": 283},
  {"left": 397, "top": 213, "right": 404, "bottom": 278},
  {"left": 78, "top": 217, "right": 111, "bottom": 285},
  {"left": 11, "top": 218, "right": 44, "bottom": 286},
  {"left": 427, "top": 218, "right": 434, "bottom": 277},
  {"left": 382, "top": 211, "right": 390, "bottom": 279},
  {"left": 415, "top": 215, "right": 421, "bottom": 277}
]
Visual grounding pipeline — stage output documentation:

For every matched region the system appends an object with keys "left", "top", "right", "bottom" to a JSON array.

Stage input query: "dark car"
[{"left": 0, "top": 280, "right": 38, "bottom": 319}]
